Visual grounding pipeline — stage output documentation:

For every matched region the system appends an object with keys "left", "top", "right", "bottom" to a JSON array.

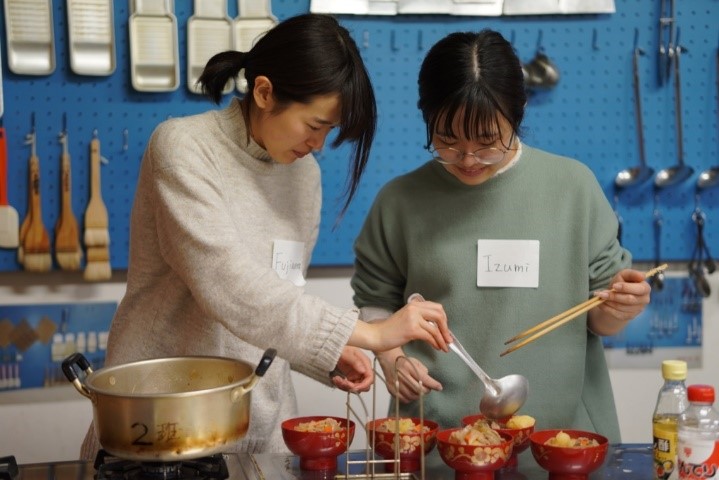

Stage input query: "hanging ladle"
[
  {"left": 655, "top": 43, "right": 694, "bottom": 187},
  {"left": 698, "top": 167, "right": 719, "bottom": 189},
  {"left": 698, "top": 52, "right": 719, "bottom": 190},
  {"left": 615, "top": 46, "right": 654, "bottom": 187},
  {"left": 408, "top": 293, "right": 529, "bottom": 420}
]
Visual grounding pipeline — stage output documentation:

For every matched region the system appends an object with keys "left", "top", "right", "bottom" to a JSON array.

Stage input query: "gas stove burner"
[
  {"left": 93, "top": 451, "right": 229, "bottom": 480},
  {"left": 0, "top": 456, "right": 19, "bottom": 480}
]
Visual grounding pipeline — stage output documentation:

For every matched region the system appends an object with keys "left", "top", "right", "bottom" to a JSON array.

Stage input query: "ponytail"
[{"left": 199, "top": 51, "right": 248, "bottom": 104}]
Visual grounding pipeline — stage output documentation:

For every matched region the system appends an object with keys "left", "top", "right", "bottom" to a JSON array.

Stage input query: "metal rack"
[{"left": 336, "top": 356, "right": 429, "bottom": 480}]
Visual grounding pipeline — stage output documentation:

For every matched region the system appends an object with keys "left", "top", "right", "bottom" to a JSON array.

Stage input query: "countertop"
[{"left": 251, "top": 443, "right": 653, "bottom": 479}]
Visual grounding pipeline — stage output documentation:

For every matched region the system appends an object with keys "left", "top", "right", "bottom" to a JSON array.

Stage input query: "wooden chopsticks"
[{"left": 500, "top": 264, "right": 668, "bottom": 357}]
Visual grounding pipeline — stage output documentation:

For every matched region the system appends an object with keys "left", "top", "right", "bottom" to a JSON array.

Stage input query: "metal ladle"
[
  {"left": 615, "top": 47, "right": 654, "bottom": 188},
  {"left": 655, "top": 44, "right": 694, "bottom": 187},
  {"left": 408, "top": 294, "right": 529, "bottom": 420},
  {"left": 697, "top": 167, "right": 719, "bottom": 189}
]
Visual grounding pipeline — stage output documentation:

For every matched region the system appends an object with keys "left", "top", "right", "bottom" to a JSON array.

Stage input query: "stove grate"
[{"left": 93, "top": 451, "right": 229, "bottom": 480}]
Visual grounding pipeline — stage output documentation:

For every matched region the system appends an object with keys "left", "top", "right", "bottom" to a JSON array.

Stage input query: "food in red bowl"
[
  {"left": 281, "top": 416, "right": 355, "bottom": 471},
  {"left": 529, "top": 429, "right": 608, "bottom": 480},
  {"left": 461, "top": 414, "right": 536, "bottom": 468},
  {"left": 366, "top": 417, "right": 439, "bottom": 473},
  {"left": 437, "top": 425, "right": 514, "bottom": 480}
]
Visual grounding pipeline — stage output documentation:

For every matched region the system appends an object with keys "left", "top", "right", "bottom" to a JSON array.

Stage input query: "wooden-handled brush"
[
  {"left": 84, "top": 135, "right": 109, "bottom": 247},
  {"left": 55, "top": 119, "right": 82, "bottom": 271},
  {"left": 22, "top": 125, "right": 52, "bottom": 272},
  {"left": 83, "top": 132, "right": 111, "bottom": 281}
]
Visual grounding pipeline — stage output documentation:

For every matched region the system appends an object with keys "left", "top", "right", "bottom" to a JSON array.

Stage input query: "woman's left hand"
[
  {"left": 331, "top": 346, "right": 374, "bottom": 393},
  {"left": 589, "top": 268, "right": 652, "bottom": 335}
]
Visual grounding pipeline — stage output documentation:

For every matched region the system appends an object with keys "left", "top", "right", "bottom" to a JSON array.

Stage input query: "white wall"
[{"left": 1, "top": 266, "right": 717, "bottom": 464}]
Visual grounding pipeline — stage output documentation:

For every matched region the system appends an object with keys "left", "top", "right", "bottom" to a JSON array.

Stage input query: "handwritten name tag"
[
  {"left": 476, "top": 239, "right": 540, "bottom": 288},
  {"left": 272, "top": 240, "right": 307, "bottom": 286}
]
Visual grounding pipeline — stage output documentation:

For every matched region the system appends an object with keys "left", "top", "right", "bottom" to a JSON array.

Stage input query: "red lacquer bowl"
[
  {"left": 461, "top": 414, "right": 535, "bottom": 468},
  {"left": 281, "top": 416, "right": 355, "bottom": 471},
  {"left": 366, "top": 417, "right": 439, "bottom": 473},
  {"left": 529, "top": 429, "right": 608, "bottom": 480},
  {"left": 437, "top": 428, "right": 514, "bottom": 480}
]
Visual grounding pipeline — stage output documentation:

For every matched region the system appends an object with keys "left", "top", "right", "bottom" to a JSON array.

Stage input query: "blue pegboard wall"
[{"left": 0, "top": 0, "right": 716, "bottom": 271}]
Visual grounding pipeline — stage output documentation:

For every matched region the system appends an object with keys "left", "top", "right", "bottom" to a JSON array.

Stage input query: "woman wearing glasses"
[{"left": 351, "top": 30, "right": 651, "bottom": 444}]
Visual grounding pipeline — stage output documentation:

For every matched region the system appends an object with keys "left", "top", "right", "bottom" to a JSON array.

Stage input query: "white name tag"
[
  {"left": 272, "top": 240, "right": 307, "bottom": 286},
  {"left": 477, "top": 239, "right": 540, "bottom": 288}
]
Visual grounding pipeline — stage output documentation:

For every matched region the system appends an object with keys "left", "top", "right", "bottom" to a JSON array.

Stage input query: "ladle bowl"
[
  {"left": 615, "top": 165, "right": 655, "bottom": 188},
  {"left": 407, "top": 293, "right": 529, "bottom": 420},
  {"left": 698, "top": 167, "right": 719, "bottom": 189},
  {"left": 654, "top": 165, "right": 694, "bottom": 188},
  {"left": 480, "top": 374, "right": 530, "bottom": 420}
]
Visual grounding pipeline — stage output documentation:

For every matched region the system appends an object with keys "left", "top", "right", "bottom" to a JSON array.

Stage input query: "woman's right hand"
[
  {"left": 376, "top": 347, "right": 443, "bottom": 403},
  {"left": 372, "top": 300, "right": 451, "bottom": 352}
]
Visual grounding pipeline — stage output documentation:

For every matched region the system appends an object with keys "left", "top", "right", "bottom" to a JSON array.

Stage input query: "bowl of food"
[
  {"left": 461, "top": 414, "right": 536, "bottom": 468},
  {"left": 437, "top": 424, "right": 513, "bottom": 480},
  {"left": 529, "top": 429, "right": 608, "bottom": 480},
  {"left": 366, "top": 417, "right": 439, "bottom": 473},
  {"left": 281, "top": 416, "right": 355, "bottom": 471}
]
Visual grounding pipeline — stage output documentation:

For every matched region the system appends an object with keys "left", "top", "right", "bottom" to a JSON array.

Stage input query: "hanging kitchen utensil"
[
  {"left": 655, "top": 41, "right": 694, "bottom": 187},
  {"left": 129, "top": 0, "right": 180, "bottom": 92},
  {"left": 3, "top": 0, "right": 55, "bottom": 75},
  {"left": 55, "top": 115, "right": 82, "bottom": 271},
  {"left": 62, "top": 350, "right": 276, "bottom": 461},
  {"left": 688, "top": 208, "right": 714, "bottom": 298},
  {"left": 651, "top": 199, "right": 665, "bottom": 291},
  {"left": 615, "top": 45, "right": 654, "bottom": 188},
  {"left": 66, "top": 0, "right": 116, "bottom": 76},
  {"left": 0, "top": 123, "right": 19, "bottom": 249},
  {"left": 234, "top": 0, "right": 277, "bottom": 93},
  {"left": 697, "top": 50, "right": 719, "bottom": 190},
  {"left": 187, "top": 0, "right": 233, "bottom": 95},
  {"left": 657, "top": 0, "right": 675, "bottom": 86}
]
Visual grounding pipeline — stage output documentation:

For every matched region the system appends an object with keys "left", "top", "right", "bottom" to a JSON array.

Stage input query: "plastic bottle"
[
  {"left": 653, "top": 360, "right": 689, "bottom": 480},
  {"left": 677, "top": 384, "right": 719, "bottom": 479}
]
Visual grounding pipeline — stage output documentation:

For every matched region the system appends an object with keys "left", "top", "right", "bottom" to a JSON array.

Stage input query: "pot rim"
[{"left": 84, "top": 355, "right": 256, "bottom": 398}]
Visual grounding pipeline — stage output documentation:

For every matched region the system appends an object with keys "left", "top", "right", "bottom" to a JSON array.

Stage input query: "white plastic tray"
[
  {"left": 3, "top": 0, "right": 55, "bottom": 75},
  {"left": 187, "top": 0, "right": 233, "bottom": 94},
  {"left": 129, "top": 0, "right": 180, "bottom": 92},
  {"left": 67, "top": 0, "right": 116, "bottom": 76},
  {"left": 234, "top": 0, "right": 277, "bottom": 93}
]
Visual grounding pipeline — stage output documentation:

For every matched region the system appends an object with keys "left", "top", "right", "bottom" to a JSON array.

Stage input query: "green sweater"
[{"left": 352, "top": 145, "right": 630, "bottom": 442}]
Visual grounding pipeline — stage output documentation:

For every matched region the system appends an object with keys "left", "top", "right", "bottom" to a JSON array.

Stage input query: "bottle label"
[
  {"left": 678, "top": 439, "right": 719, "bottom": 479},
  {"left": 655, "top": 421, "right": 680, "bottom": 480}
]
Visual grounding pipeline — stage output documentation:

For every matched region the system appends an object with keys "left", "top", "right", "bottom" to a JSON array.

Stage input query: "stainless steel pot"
[{"left": 62, "top": 350, "right": 276, "bottom": 461}]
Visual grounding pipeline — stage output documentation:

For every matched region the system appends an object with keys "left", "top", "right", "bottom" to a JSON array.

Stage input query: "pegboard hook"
[
  {"left": 592, "top": 29, "right": 599, "bottom": 50},
  {"left": 535, "top": 30, "right": 544, "bottom": 53},
  {"left": 390, "top": 30, "right": 398, "bottom": 52},
  {"left": 24, "top": 113, "right": 37, "bottom": 158},
  {"left": 92, "top": 129, "right": 110, "bottom": 165},
  {"left": 58, "top": 113, "right": 69, "bottom": 154}
]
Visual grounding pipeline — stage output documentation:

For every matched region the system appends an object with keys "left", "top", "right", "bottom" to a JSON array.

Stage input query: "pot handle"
[
  {"left": 61, "top": 353, "right": 94, "bottom": 399},
  {"left": 231, "top": 348, "right": 276, "bottom": 402}
]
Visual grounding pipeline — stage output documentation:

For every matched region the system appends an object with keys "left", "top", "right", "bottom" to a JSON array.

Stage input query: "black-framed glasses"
[{"left": 430, "top": 145, "right": 515, "bottom": 166}]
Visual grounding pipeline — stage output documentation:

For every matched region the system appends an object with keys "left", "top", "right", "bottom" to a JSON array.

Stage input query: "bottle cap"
[
  {"left": 661, "top": 360, "right": 687, "bottom": 380},
  {"left": 687, "top": 384, "right": 715, "bottom": 403}
]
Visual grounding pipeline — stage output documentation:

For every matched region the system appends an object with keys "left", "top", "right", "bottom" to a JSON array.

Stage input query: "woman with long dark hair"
[{"left": 79, "top": 14, "right": 452, "bottom": 458}]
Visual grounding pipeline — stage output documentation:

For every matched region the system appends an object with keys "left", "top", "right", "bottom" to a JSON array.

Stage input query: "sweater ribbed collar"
[{"left": 220, "top": 97, "right": 274, "bottom": 165}]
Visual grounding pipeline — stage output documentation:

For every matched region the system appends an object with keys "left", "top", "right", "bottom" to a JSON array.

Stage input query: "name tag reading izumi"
[{"left": 476, "top": 239, "right": 540, "bottom": 288}]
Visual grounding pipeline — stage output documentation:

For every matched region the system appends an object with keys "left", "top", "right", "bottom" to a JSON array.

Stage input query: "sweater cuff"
[{"left": 303, "top": 306, "right": 357, "bottom": 382}]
